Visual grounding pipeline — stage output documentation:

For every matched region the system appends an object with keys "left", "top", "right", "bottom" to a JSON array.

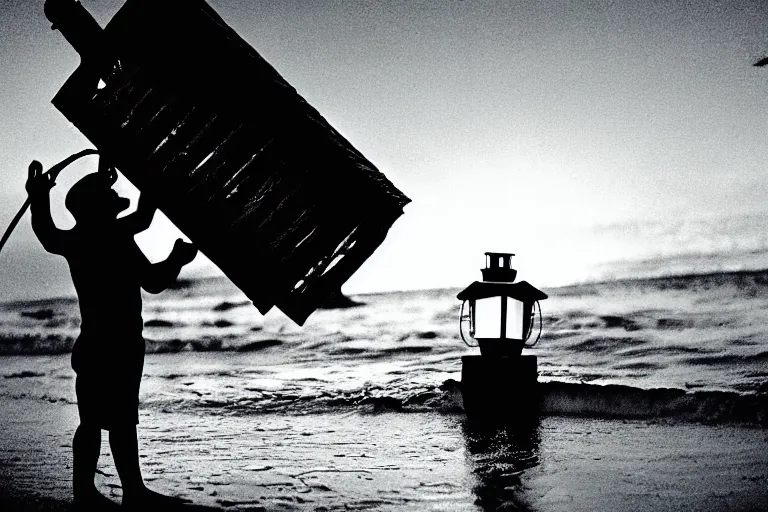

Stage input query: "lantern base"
[
  {"left": 476, "top": 338, "right": 525, "bottom": 357},
  {"left": 460, "top": 355, "right": 540, "bottom": 423}
]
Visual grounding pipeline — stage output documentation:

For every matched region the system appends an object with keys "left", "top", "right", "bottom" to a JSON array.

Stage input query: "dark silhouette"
[
  {"left": 27, "top": 157, "right": 197, "bottom": 510},
  {"left": 319, "top": 290, "right": 364, "bottom": 309}
]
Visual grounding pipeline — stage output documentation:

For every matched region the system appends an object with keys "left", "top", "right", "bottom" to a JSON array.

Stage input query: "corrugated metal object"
[{"left": 45, "top": 0, "right": 410, "bottom": 325}]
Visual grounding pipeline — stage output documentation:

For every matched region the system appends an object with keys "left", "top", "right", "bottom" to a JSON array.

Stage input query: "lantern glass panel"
[
  {"left": 505, "top": 298, "right": 525, "bottom": 340},
  {"left": 473, "top": 297, "right": 502, "bottom": 339}
]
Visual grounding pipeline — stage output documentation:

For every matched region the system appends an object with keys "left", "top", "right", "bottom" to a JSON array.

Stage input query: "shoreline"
[
  {"left": 1, "top": 397, "right": 766, "bottom": 511},
  {"left": 7, "top": 262, "right": 768, "bottom": 307}
]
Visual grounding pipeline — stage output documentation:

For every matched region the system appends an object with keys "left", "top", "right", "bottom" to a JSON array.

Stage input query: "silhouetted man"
[{"left": 26, "top": 156, "right": 197, "bottom": 509}]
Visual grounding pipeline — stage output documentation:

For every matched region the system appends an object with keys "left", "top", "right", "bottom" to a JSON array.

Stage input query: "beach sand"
[{"left": 1, "top": 396, "right": 766, "bottom": 511}]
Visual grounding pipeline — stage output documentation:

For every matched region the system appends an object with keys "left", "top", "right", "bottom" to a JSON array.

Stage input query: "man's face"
[
  {"left": 111, "top": 188, "right": 131, "bottom": 215},
  {"left": 104, "top": 188, "right": 131, "bottom": 217},
  {"left": 88, "top": 186, "right": 130, "bottom": 219}
]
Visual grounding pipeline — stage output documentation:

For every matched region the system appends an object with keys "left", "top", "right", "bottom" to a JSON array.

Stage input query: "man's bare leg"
[
  {"left": 72, "top": 423, "right": 117, "bottom": 508},
  {"left": 110, "top": 425, "right": 190, "bottom": 508}
]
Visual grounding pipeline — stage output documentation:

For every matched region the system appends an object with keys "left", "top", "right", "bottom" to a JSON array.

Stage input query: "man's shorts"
[{"left": 71, "top": 333, "right": 145, "bottom": 430}]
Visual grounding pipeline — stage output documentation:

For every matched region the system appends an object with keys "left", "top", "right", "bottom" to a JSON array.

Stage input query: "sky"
[{"left": 1, "top": 0, "right": 768, "bottom": 301}]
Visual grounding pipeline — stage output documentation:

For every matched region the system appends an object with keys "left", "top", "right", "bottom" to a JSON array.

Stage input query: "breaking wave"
[{"left": 135, "top": 379, "right": 768, "bottom": 428}]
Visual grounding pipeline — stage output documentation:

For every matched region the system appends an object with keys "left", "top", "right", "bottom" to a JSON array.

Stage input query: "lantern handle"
[
  {"left": 524, "top": 300, "right": 543, "bottom": 348},
  {"left": 459, "top": 300, "right": 478, "bottom": 348}
]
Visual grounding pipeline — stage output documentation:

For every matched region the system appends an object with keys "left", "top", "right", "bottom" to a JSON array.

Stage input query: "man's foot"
[
  {"left": 121, "top": 487, "right": 193, "bottom": 510},
  {"left": 73, "top": 488, "right": 120, "bottom": 510}
]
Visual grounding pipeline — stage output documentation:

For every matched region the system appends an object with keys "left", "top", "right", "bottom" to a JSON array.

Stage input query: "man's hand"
[
  {"left": 170, "top": 239, "right": 197, "bottom": 266},
  {"left": 142, "top": 239, "right": 198, "bottom": 294},
  {"left": 25, "top": 161, "right": 55, "bottom": 197}
]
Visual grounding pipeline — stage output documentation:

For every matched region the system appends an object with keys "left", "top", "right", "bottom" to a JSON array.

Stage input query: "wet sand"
[{"left": 1, "top": 397, "right": 766, "bottom": 511}]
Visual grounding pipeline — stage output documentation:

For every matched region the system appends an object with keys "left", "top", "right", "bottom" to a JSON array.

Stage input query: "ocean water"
[{"left": 0, "top": 267, "right": 767, "bottom": 426}]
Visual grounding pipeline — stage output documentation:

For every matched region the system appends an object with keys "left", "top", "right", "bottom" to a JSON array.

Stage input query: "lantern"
[
  {"left": 457, "top": 253, "right": 548, "bottom": 357},
  {"left": 458, "top": 252, "right": 548, "bottom": 421}
]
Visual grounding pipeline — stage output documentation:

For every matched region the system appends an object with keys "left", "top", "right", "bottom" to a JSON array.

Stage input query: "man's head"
[{"left": 65, "top": 172, "right": 131, "bottom": 223}]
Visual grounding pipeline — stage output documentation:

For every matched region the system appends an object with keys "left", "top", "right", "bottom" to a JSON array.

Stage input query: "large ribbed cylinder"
[{"left": 44, "top": 0, "right": 105, "bottom": 63}]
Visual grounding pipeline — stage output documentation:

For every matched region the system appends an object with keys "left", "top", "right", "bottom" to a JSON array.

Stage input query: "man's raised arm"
[{"left": 27, "top": 160, "right": 68, "bottom": 255}]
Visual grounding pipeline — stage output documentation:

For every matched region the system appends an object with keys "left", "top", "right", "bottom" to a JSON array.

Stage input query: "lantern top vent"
[{"left": 482, "top": 252, "right": 517, "bottom": 283}]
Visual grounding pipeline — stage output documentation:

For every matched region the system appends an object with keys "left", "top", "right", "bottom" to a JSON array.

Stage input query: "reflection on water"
[{"left": 462, "top": 416, "right": 542, "bottom": 511}]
